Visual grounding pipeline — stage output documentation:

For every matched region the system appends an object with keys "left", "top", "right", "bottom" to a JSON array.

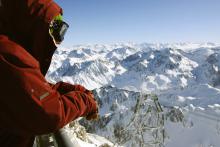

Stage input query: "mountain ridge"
[{"left": 46, "top": 43, "right": 220, "bottom": 147}]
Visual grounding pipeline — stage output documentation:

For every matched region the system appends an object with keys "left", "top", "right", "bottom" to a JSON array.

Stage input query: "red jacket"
[{"left": 0, "top": 0, "right": 97, "bottom": 146}]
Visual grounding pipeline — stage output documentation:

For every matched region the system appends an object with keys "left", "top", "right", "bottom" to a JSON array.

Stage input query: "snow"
[
  {"left": 46, "top": 42, "right": 220, "bottom": 147},
  {"left": 87, "top": 134, "right": 115, "bottom": 146},
  {"left": 72, "top": 134, "right": 114, "bottom": 147}
]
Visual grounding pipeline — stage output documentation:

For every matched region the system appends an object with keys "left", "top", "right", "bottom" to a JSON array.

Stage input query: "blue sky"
[{"left": 54, "top": 0, "right": 220, "bottom": 46}]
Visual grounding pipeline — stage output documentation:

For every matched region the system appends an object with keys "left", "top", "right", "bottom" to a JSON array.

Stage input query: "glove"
[
  {"left": 86, "top": 111, "right": 99, "bottom": 120},
  {"left": 53, "top": 82, "right": 99, "bottom": 120},
  {"left": 85, "top": 92, "right": 99, "bottom": 121},
  {"left": 52, "top": 82, "right": 87, "bottom": 94}
]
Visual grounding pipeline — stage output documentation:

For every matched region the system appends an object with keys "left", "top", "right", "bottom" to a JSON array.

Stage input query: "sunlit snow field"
[{"left": 46, "top": 43, "right": 220, "bottom": 147}]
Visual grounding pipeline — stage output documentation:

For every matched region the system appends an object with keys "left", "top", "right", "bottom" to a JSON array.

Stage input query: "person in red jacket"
[{"left": 0, "top": 0, "right": 98, "bottom": 146}]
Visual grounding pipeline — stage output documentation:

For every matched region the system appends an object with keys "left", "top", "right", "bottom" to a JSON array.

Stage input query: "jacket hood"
[{"left": 0, "top": 0, "right": 62, "bottom": 75}]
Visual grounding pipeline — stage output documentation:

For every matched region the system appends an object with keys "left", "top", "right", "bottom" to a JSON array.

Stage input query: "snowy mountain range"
[{"left": 46, "top": 43, "right": 220, "bottom": 147}]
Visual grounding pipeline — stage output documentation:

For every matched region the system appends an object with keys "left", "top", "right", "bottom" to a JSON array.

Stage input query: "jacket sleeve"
[{"left": 0, "top": 43, "right": 97, "bottom": 136}]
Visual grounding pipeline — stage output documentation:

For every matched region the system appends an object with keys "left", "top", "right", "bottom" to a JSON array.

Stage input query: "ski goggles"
[{"left": 49, "top": 16, "right": 69, "bottom": 44}]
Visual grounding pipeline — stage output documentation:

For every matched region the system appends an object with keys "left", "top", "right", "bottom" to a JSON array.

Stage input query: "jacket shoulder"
[{"left": 0, "top": 35, "right": 39, "bottom": 68}]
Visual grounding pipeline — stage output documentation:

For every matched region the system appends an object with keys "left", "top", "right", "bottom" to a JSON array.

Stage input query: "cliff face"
[{"left": 80, "top": 86, "right": 166, "bottom": 147}]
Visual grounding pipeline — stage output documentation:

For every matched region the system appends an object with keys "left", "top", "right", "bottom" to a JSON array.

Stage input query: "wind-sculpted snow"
[{"left": 46, "top": 43, "right": 220, "bottom": 147}]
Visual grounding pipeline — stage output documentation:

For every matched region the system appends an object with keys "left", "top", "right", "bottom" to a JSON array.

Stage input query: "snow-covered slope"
[
  {"left": 46, "top": 43, "right": 220, "bottom": 147},
  {"left": 47, "top": 43, "right": 220, "bottom": 98}
]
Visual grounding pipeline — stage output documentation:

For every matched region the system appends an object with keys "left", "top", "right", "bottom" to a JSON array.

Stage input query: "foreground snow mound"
[
  {"left": 35, "top": 120, "right": 114, "bottom": 147},
  {"left": 63, "top": 121, "right": 114, "bottom": 147}
]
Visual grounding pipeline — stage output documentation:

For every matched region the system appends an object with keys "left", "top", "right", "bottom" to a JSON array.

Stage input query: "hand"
[
  {"left": 86, "top": 101, "right": 99, "bottom": 120},
  {"left": 62, "top": 83, "right": 100, "bottom": 120},
  {"left": 53, "top": 82, "right": 100, "bottom": 120},
  {"left": 85, "top": 92, "right": 99, "bottom": 121},
  {"left": 86, "top": 111, "right": 99, "bottom": 120}
]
